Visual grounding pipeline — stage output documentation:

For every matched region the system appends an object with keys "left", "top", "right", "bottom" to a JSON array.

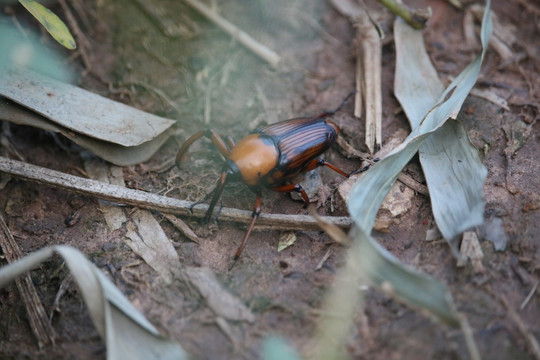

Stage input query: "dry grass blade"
[
  {"left": 0, "top": 67, "right": 174, "bottom": 147},
  {"left": 348, "top": 1, "right": 492, "bottom": 236}
]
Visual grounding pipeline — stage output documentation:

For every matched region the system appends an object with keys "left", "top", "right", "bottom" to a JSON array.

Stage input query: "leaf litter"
[{"left": 1, "top": 0, "right": 540, "bottom": 359}]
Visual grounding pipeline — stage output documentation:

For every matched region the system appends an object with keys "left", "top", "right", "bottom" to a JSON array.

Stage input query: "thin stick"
[
  {"left": 521, "top": 281, "right": 539, "bottom": 310},
  {"left": 0, "top": 157, "right": 352, "bottom": 231},
  {"left": 182, "top": 0, "right": 281, "bottom": 67},
  {"left": 58, "top": 0, "right": 92, "bottom": 73},
  {"left": 500, "top": 293, "right": 540, "bottom": 359},
  {"left": 0, "top": 213, "right": 56, "bottom": 348},
  {"left": 315, "top": 249, "right": 333, "bottom": 271},
  {"left": 377, "top": 0, "right": 430, "bottom": 29},
  {"left": 397, "top": 173, "right": 429, "bottom": 196},
  {"left": 162, "top": 214, "right": 201, "bottom": 244}
]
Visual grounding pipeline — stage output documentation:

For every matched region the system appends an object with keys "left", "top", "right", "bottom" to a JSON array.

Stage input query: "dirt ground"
[{"left": 0, "top": 0, "right": 539, "bottom": 359}]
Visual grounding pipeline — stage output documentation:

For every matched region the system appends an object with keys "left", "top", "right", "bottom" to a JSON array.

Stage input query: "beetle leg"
[
  {"left": 176, "top": 129, "right": 232, "bottom": 168},
  {"left": 203, "top": 171, "right": 228, "bottom": 224},
  {"left": 300, "top": 158, "right": 350, "bottom": 178},
  {"left": 301, "top": 157, "right": 375, "bottom": 178},
  {"left": 233, "top": 192, "right": 262, "bottom": 261},
  {"left": 350, "top": 163, "right": 372, "bottom": 175},
  {"left": 225, "top": 135, "right": 235, "bottom": 150},
  {"left": 271, "top": 183, "right": 310, "bottom": 204},
  {"left": 189, "top": 192, "right": 212, "bottom": 213},
  {"left": 176, "top": 130, "right": 206, "bottom": 167},
  {"left": 208, "top": 130, "right": 232, "bottom": 158}
]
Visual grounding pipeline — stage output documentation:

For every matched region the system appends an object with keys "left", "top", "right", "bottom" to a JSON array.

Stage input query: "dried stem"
[
  {"left": 377, "top": 0, "right": 430, "bottom": 29},
  {"left": 0, "top": 157, "right": 352, "bottom": 232},
  {"left": 356, "top": 12, "right": 383, "bottom": 153},
  {"left": 182, "top": 0, "right": 281, "bottom": 67}
]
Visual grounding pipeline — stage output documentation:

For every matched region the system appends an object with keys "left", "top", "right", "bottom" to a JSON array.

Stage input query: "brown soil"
[{"left": 0, "top": 0, "right": 539, "bottom": 359}]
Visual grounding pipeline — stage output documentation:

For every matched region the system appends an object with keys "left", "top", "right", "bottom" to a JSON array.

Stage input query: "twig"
[
  {"left": 458, "top": 312, "right": 482, "bottom": 360},
  {"left": 49, "top": 274, "right": 73, "bottom": 322},
  {"left": 162, "top": 214, "right": 200, "bottom": 244},
  {"left": 521, "top": 281, "right": 539, "bottom": 310},
  {"left": 315, "top": 249, "right": 333, "bottom": 271},
  {"left": 58, "top": 0, "right": 92, "bottom": 73},
  {"left": 335, "top": 136, "right": 371, "bottom": 160},
  {"left": 500, "top": 293, "right": 540, "bottom": 359},
  {"left": 376, "top": 0, "right": 430, "bottom": 29},
  {"left": 397, "top": 173, "right": 429, "bottom": 196},
  {"left": 121, "top": 80, "right": 181, "bottom": 112},
  {"left": 0, "top": 157, "right": 353, "bottom": 231},
  {"left": 181, "top": 0, "right": 281, "bottom": 67},
  {"left": 133, "top": 0, "right": 191, "bottom": 37},
  {"left": 0, "top": 213, "right": 56, "bottom": 348}
]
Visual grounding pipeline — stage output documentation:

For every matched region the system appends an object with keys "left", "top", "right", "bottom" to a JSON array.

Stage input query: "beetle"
[{"left": 176, "top": 93, "right": 368, "bottom": 261}]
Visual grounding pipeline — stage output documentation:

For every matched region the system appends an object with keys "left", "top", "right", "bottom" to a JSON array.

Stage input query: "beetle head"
[{"left": 223, "top": 160, "right": 242, "bottom": 181}]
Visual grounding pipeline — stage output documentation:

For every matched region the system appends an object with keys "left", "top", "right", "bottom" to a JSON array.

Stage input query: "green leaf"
[{"left": 18, "top": 0, "right": 76, "bottom": 50}]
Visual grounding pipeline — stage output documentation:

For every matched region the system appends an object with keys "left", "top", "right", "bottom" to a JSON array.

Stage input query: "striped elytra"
[{"left": 254, "top": 117, "right": 339, "bottom": 186}]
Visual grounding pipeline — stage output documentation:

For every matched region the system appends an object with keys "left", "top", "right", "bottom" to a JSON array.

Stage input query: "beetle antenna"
[
  {"left": 330, "top": 91, "right": 355, "bottom": 114},
  {"left": 203, "top": 172, "right": 228, "bottom": 224},
  {"left": 318, "top": 91, "right": 355, "bottom": 118},
  {"left": 176, "top": 130, "right": 206, "bottom": 168}
]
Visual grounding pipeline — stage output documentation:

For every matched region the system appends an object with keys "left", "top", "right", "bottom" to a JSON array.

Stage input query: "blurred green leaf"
[
  {"left": 18, "top": 0, "right": 76, "bottom": 50},
  {"left": 312, "top": 220, "right": 458, "bottom": 360},
  {"left": 0, "top": 20, "right": 73, "bottom": 82},
  {"left": 0, "top": 245, "right": 187, "bottom": 360},
  {"left": 262, "top": 337, "right": 302, "bottom": 360}
]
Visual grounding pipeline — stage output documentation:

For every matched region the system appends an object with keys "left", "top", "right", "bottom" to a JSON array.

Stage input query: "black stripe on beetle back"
[{"left": 254, "top": 117, "right": 327, "bottom": 138}]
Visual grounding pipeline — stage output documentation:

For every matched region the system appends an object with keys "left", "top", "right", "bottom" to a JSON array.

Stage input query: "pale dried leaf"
[{"left": 0, "top": 67, "right": 174, "bottom": 147}]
